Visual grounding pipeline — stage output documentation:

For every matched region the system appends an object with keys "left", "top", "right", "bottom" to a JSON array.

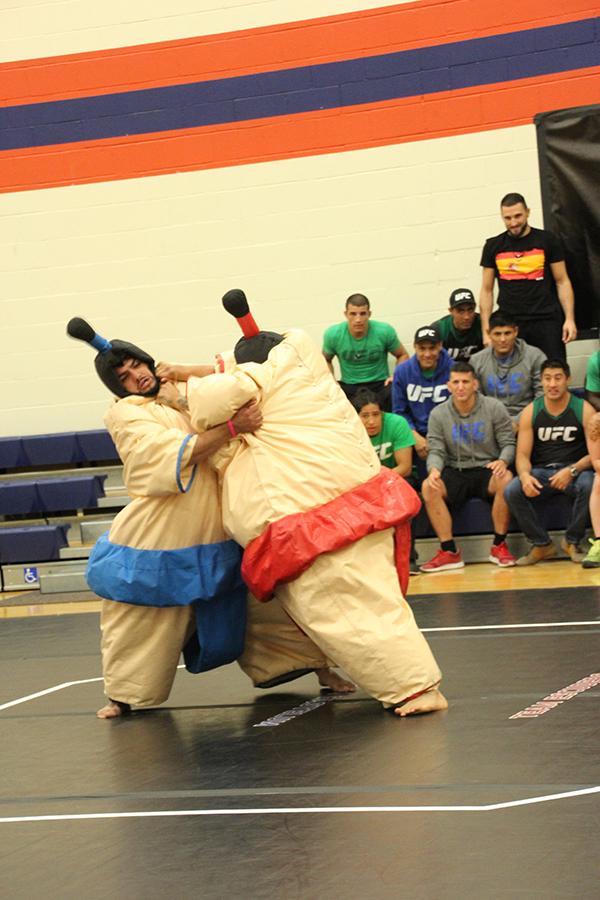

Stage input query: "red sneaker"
[
  {"left": 419, "top": 548, "right": 464, "bottom": 573},
  {"left": 489, "top": 541, "right": 516, "bottom": 567}
]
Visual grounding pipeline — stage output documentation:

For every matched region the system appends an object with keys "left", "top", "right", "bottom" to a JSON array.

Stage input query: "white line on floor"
[
  {"left": 421, "top": 621, "right": 599, "bottom": 632},
  {"left": 1, "top": 622, "right": 596, "bottom": 714},
  {"left": 0, "top": 677, "right": 103, "bottom": 712},
  {"left": 1, "top": 786, "right": 598, "bottom": 824}
]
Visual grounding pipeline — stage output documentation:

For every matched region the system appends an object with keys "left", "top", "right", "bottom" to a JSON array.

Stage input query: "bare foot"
[
  {"left": 316, "top": 667, "right": 356, "bottom": 693},
  {"left": 393, "top": 688, "right": 448, "bottom": 717},
  {"left": 96, "top": 700, "right": 131, "bottom": 719}
]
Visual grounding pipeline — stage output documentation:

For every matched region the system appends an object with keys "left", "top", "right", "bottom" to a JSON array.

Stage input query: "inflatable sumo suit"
[
  {"left": 66, "top": 318, "right": 247, "bottom": 708},
  {"left": 186, "top": 292, "right": 442, "bottom": 708}
]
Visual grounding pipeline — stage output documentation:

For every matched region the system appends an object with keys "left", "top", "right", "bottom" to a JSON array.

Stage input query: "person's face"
[
  {"left": 450, "top": 303, "right": 476, "bottom": 332},
  {"left": 114, "top": 357, "right": 157, "bottom": 395},
  {"left": 501, "top": 202, "right": 530, "bottom": 238},
  {"left": 542, "top": 367, "right": 570, "bottom": 401},
  {"left": 359, "top": 402, "right": 383, "bottom": 437},
  {"left": 448, "top": 370, "right": 478, "bottom": 403},
  {"left": 414, "top": 340, "right": 441, "bottom": 369},
  {"left": 345, "top": 303, "right": 371, "bottom": 338},
  {"left": 489, "top": 325, "right": 518, "bottom": 356}
]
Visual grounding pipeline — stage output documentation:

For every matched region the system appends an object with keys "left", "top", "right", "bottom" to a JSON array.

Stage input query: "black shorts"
[{"left": 441, "top": 466, "right": 492, "bottom": 508}]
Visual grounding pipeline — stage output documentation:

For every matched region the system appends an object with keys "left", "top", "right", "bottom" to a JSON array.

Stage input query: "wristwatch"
[{"left": 569, "top": 465, "right": 578, "bottom": 478}]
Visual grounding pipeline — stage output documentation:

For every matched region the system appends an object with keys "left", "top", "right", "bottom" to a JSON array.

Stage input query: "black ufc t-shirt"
[{"left": 480, "top": 227, "right": 565, "bottom": 320}]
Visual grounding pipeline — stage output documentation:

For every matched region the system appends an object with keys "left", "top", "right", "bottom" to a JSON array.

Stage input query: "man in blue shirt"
[{"left": 392, "top": 324, "right": 452, "bottom": 465}]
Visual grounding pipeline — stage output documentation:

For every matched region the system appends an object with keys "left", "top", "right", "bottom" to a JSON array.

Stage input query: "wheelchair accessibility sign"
[{"left": 23, "top": 567, "right": 39, "bottom": 585}]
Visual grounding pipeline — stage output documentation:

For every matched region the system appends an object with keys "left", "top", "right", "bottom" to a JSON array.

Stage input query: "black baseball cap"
[
  {"left": 414, "top": 324, "right": 441, "bottom": 344},
  {"left": 449, "top": 288, "right": 476, "bottom": 308}
]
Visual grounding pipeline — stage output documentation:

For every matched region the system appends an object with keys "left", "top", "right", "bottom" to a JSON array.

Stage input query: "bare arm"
[
  {"left": 188, "top": 401, "right": 262, "bottom": 463},
  {"left": 550, "top": 261, "right": 577, "bottom": 343},
  {"left": 156, "top": 362, "right": 215, "bottom": 382},
  {"left": 322, "top": 351, "right": 335, "bottom": 377},
  {"left": 515, "top": 404, "right": 543, "bottom": 496},
  {"left": 586, "top": 390, "right": 600, "bottom": 413},
  {"left": 155, "top": 382, "right": 263, "bottom": 465},
  {"left": 479, "top": 267, "right": 496, "bottom": 346},
  {"left": 548, "top": 406, "right": 592, "bottom": 490},
  {"left": 385, "top": 344, "right": 410, "bottom": 385},
  {"left": 392, "top": 445, "right": 413, "bottom": 477},
  {"left": 392, "top": 343, "right": 409, "bottom": 365}
]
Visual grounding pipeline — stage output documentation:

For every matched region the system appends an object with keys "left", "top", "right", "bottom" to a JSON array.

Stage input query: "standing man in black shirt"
[
  {"left": 504, "top": 358, "right": 594, "bottom": 565},
  {"left": 479, "top": 192, "right": 577, "bottom": 360}
]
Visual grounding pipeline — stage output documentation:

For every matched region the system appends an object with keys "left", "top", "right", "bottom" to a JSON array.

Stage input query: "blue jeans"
[{"left": 504, "top": 466, "right": 594, "bottom": 545}]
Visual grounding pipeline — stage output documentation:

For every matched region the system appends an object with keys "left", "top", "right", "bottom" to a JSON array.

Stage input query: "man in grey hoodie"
[
  {"left": 470, "top": 311, "right": 545, "bottom": 429},
  {"left": 420, "top": 361, "right": 516, "bottom": 572}
]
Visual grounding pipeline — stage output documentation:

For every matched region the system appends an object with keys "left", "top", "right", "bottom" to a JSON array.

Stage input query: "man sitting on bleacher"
[
  {"left": 419, "top": 361, "right": 516, "bottom": 572},
  {"left": 504, "top": 358, "right": 594, "bottom": 565}
]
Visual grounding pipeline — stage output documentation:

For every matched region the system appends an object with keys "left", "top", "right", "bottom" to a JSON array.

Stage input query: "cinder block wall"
[{"left": 1, "top": 1, "right": 598, "bottom": 435}]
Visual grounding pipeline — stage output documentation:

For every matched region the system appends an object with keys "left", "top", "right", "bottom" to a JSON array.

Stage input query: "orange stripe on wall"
[
  {"left": 1, "top": 1, "right": 598, "bottom": 105},
  {"left": 2, "top": 66, "right": 599, "bottom": 195}
]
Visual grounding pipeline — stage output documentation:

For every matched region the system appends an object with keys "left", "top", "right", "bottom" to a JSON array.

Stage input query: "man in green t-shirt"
[
  {"left": 323, "top": 293, "right": 408, "bottom": 410},
  {"left": 432, "top": 288, "right": 484, "bottom": 362}
]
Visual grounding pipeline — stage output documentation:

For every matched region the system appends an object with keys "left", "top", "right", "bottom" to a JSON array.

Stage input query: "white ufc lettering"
[
  {"left": 407, "top": 384, "right": 448, "bottom": 403},
  {"left": 537, "top": 426, "right": 577, "bottom": 442}
]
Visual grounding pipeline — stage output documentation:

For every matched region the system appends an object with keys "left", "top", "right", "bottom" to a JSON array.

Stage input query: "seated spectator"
[
  {"left": 419, "top": 361, "right": 516, "bottom": 572},
  {"left": 432, "top": 288, "right": 484, "bottom": 361},
  {"left": 322, "top": 293, "right": 408, "bottom": 410},
  {"left": 584, "top": 349, "right": 600, "bottom": 412},
  {"left": 582, "top": 418, "right": 600, "bottom": 568},
  {"left": 391, "top": 324, "right": 452, "bottom": 466},
  {"left": 504, "top": 359, "right": 594, "bottom": 565},
  {"left": 470, "top": 310, "right": 545, "bottom": 428},
  {"left": 353, "top": 388, "right": 419, "bottom": 573}
]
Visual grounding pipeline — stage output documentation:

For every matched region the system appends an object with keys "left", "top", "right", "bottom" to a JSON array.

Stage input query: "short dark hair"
[
  {"left": 352, "top": 388, "right": 381, "bottom": 413},
  {"left": 450, "top": 360, "right": 475, "bottom": 376},
  {"left": 541, "top": 358, "right": 570, "bottom": 377},
  {"left": 500, "top": 192, "right": 527, "bottom": 209},
  {"left": 345, "top": 293, "right": 370, "bottom": 309},
  {"left": 488, "top": 310, "right": 518, "bottom": 330}
]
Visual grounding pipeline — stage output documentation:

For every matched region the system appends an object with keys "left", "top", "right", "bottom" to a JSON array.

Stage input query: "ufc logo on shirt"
[
  {"left": 537, "top": 426, "right": 578, "bottom": 441},
  {"left": 375, "top": 442, "right": 393, "bottom": 461},
  {"left": 407, "top": 384, "right": 448, "bottom": 402}
]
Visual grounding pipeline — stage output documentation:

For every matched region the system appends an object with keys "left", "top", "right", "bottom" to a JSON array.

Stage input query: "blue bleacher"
[
  {"left": 0, "top": 431, "right": 118, "bottom": 575},
  {"left": 0, "top": 475, "right": 107, "bottom": 516},
  {"left": 0, "top": 429, "right": 119, "bottom": 470},
  {"left": 0, "top": 525, "right": 70, "bottom": 564}
]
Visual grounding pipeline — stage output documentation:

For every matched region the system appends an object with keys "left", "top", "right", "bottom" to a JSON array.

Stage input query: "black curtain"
[{"left": 536, "top": 104, "right": 600, "bottom": 333}]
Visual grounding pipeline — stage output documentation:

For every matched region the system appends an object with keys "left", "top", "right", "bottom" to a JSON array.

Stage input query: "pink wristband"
[{"left": 226, "top": 419, "right": 237, "bottom": 438}]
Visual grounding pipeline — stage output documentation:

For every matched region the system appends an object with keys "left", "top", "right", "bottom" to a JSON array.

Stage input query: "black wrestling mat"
[{"left": 1, "top": 588, "right": 599, "bottom": 899}]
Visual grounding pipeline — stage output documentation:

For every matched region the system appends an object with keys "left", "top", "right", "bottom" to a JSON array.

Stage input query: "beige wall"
[{"left": 1, "top": 2, "right": 595, "bottom": 436}]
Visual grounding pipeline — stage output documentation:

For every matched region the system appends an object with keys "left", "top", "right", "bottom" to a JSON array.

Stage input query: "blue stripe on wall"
[{"left": 1, "top": 17, "right": 599, "bottom": 151}]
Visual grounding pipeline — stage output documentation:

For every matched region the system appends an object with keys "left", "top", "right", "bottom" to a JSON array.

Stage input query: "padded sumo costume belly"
[{"left": 188, "top": 330, "right": 442, "bottom": 707}]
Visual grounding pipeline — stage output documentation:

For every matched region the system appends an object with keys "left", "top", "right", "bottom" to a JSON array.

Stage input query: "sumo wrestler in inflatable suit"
[
  {"left": 67, "top": 318, "right": 344, "bottom": 718},
  {"left": 181, "top": 291, "right": 446, "bottom": 716}
]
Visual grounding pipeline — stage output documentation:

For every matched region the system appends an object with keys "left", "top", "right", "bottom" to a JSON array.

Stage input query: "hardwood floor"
[{"left": 0, "top": 560, "right": 597, "bottom": 618}]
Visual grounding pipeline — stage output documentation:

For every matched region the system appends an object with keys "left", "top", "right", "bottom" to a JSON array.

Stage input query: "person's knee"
[{"left": 503, "top": 477, "right": 522, "bottom": 502}]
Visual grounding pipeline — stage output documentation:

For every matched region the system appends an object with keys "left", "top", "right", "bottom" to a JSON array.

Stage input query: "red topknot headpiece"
[
  {"left": 222, "top": 289, "right": 260, "bottom": 338},
  {"left": 222, "top": 289, "right": 283, "bottom": 364}
]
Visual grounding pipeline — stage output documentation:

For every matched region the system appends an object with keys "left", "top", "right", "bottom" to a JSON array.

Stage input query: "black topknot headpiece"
[
  {"left": 66, "top": 317, "right": 158, "bottom": 398},
  {"left": 221, "top": 289, "right": 284, "bottom": 364}
]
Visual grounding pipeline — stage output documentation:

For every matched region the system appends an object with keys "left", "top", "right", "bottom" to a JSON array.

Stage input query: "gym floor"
[{"left": 1, "top": 564, "right": 598, "bottom": 899}]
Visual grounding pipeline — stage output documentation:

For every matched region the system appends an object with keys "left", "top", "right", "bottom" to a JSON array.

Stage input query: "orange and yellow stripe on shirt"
[{"left": 496, "top": 249, "right": 545, "bottom": 281}]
